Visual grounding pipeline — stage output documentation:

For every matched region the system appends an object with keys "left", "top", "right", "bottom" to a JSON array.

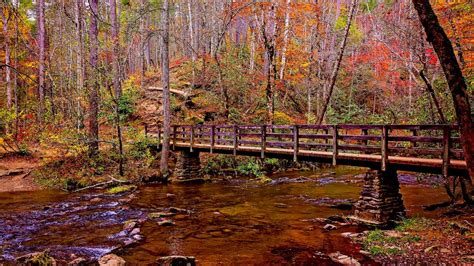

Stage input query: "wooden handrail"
[{"left": 158, "top": 124, "right": 463, "bottom": 171}]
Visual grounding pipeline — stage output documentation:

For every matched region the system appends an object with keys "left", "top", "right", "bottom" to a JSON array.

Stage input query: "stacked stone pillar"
[
  {"left": 351, "top": 168, "right": 405, "bottom": 225},
  {"left": 173, "top": 151, "right": 201, "bottom": 181}
]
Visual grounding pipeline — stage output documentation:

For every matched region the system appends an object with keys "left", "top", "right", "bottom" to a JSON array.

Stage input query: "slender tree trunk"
[
  {"left": 419, "top": 69, "right": 446, "bottom": 123},
  {"left": 75, "top": 0, "right": 84, "bottom": 92},
  {"left": 140, "top": 0, "right": 146, "bottom": 91},
  {"left": 412, "top": 0, "right": 474, "bottom": 181},
  {"left": 317, "top": 0, "right": 357, "bottom": 124},
  {"left": 160, "top": 0, "right": 171, "bottom": 178},
  {"left": 187, "top": 0, "right": 196, "bottom": 90},
  {"left": 110, "top": 0, "right": 121, "bottom": 98},
  {"left": 262, "top": 3, "right": 277, "bottom": 124},
  {"left": 37, "top": 0, "right": 46, "bottom": 121},
  {"left": 279, "top": 0, "right": 291, "bottom": 81},
  {"left": 2, "top": 8, "right": 11, "bottom": 111},
  {"left": 109, "top": 0, "right": 124, "bottom": 175},
  {"left": 88, "top": 0, "right": 99, "bottom": 156}
]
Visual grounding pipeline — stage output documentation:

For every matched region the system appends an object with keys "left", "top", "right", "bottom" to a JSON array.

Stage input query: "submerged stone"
[
  {"left": 148, "top": 212, "right": 176, "bottom": 219},
  {"left": 157, "top": 256, "right": 196, "bottom": 266},
  {"left": 329, "top": 252, "right": 360, "bottom": 266},
  {"left": 158, "top": 219, "right": 175, "bottom": 226}
]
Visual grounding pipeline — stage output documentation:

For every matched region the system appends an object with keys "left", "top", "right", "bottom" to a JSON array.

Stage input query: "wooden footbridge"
[{"left": 147, "top": 124, "right": 468, "bottom": 177}]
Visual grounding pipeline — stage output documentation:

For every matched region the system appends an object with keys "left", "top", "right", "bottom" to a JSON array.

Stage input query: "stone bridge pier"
[
  {"left": 172, "top": 151, "right": 201, "bottom": 181},
  {"left": 350, "top": 168, "right": 405, "bottom": 225}
]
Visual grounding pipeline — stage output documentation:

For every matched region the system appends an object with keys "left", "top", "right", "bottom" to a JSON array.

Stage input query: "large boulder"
[{"left": 98, "top": 254, "right": 126, "bottom": 266}]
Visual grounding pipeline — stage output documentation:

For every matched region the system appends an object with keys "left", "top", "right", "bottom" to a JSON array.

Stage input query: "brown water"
[{"left": 0, "top": 167, "right": 448, "bottom": 264}]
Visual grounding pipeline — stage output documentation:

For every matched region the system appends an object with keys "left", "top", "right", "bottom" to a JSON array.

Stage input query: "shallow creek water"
[{"left": 0, "top": 167, "right": 448, "bottom": 264}]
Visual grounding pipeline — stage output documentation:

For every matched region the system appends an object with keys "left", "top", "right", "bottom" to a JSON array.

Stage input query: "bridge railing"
[{"left": 148, "top": 124, "right": 464, "bottom": 177}]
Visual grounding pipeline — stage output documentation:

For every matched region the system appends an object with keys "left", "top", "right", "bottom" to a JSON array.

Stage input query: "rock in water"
[
  {"left": 68, "top": 257, "right": 89, "bottom": 266},
  {"left": 323, "top": 224, "right": 337, "bottom": 231},
  {"left": 157, "top": 256, "right": 196, "bottom": 266},
  {"left": 158, "top": 219, "right": 175, "bottom": 226},
  {"left": 329, "top": 252, "right": 360, "bottom": 266},
  {"left": 16, "top": 251, "right": 57, "bottom": 265},
  {"left": 98, "top": 254, "right": 126, "bottom": 266}
]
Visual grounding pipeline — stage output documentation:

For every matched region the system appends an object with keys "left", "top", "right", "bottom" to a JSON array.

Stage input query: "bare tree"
[
  {"left": 2, "top": 7, "right": 11, "bottom": 111},
  {"left": 160, "top": 0, "right": 171, "bottom": 178},
  {"left": 279, "top": 0, "right": 291, "bottom": 81},
  {"left": 317, "top": 0, "right": 358, "bottom": 124},
  {"left": 110, "top": 0, "right": 121, "bottom": 98},
  {"left": 37, "top": 0, "right": 46, "bottom": 120},
  {"left": 88, "top": 0, "right": 99, "bottom": 156}
]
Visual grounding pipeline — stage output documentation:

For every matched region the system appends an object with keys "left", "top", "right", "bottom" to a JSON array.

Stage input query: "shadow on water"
[{"left": 0, "top": 167, "right": 449, "bottom": 264}]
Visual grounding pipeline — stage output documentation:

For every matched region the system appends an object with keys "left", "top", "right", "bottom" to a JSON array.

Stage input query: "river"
[{"left": 0, "top": 167, "right": 448, "bottom": 264}]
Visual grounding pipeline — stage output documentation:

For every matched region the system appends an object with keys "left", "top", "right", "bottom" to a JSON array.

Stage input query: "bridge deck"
[
  {"left": 171, "top": 142, "right": 467, "bottom": 175},
  {"left": 146, "top": 124, "right": 468, "bottom": 176}
]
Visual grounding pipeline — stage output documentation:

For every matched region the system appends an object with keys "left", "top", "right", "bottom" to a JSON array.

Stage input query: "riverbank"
[{"left": 347, "top": 215, "right": 474, "bottom": 264}]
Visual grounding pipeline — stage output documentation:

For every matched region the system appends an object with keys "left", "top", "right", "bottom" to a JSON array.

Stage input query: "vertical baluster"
[
  {"left": 190, "top": 125, "right": 194, "bottom": 152},
  {"left": 293, "top": 125, "right": 299, "bottom": 162},
  {"left": 411, "top": 129, "right": 418, "bottom": 148},
  {"left": 362, "top": 128, "right": 368, "bottom": 154},
  {"left": 442, "top": 126, "right": 451, "bottom": 178},
  {"left": 381, "top": 125, "right": 389, "bottom": 171},
  {"left": 233, "top": 125, "right": 238, "bottom": 156},
  {"left": 210, "top": 125, "right": 215, "bottom": 153},
  {"left": 332, "top": 125, "right": 338, "bottom": 166},
  {"left": 324, "top": 128, "right": 329, "bottom": 151},
  {"left": 261, "top": 125, "right": 266, "bottom": 158}
]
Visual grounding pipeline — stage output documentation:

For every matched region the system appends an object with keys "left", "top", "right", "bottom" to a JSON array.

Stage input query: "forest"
[{"left": 0, "top": 0, "right": 473, "bottom": 265}]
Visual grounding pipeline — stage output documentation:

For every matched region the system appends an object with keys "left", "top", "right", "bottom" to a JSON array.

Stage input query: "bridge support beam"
[
  {"left": 173, "top": 151, "right": 201, "bottom": 182},
  {"left": 350, "top": 168, "right": 405, "bottom": 226}
]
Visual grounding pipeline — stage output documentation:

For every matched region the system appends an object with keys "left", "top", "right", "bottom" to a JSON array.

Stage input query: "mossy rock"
[
  {"left": 16, "top": 251, "right": 56, "bottom": 265},
  {"left": 107, "top": 185, "right": 137, "bottom": 194}
]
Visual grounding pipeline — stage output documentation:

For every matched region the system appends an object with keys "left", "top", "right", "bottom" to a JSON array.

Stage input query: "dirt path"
[{"left": 0, "top": 155, "right": 41, "bottom": 192}]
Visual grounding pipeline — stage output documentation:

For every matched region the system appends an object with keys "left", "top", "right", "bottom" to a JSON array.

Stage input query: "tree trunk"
[
  {"left": 412, "top": 0, "right": 474, "bottom": 180},
  {"left": 2, "top": 8, "right": 11, "bottom": 111},
  {"left": 88, "top": 0, "right": 99, "bottom": 156},
  {"left": 279, "top": 0, "right": 291, "bottom": 81},
  {"left": 140, "top": 0, "right": 146, "bottom": 91},
  {"left": 419, "top": 69, "right": 446, "bottom": 123},
  {"left": 37, "top": 0, "right": 46, "bottom": 121},
  {"left": 160, "top": 0, "right": 171, "bottom": 178},
  {"left": 110, "top": 0, "right": 121, "bottom": 98},
  {"left": 261, "top": 3, "right": 278, "bottom": 125},
  {"left": 317, "top": 0, "right": 357, "bottom": 124},
  {"left": 187, "top": 0, "right": 196, "bottom": 90},
  {"left": 75, "top": 0, "right": 84, "bottom": 95}
]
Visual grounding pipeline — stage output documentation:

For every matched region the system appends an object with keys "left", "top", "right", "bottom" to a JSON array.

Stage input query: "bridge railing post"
[
  {"left": 172, "top": 125, "right": 177, "bottom": 150},
  {"left": 381, "top": 125, "right": 388, "bottom": 171},
  {"left": 332, "top": 125, "right": 338, "bottom": 166},
  {"left": 293, "top": 125, "right": 299, "bottom": 162},
  {"left": 411, "top": 129, "right": 418, "bottom": 148},
  {"left": 442, "top": 125, "right": 451, "bottom": 178},
  {"left": 210, "top": 125, "right": 215, "bottom": 154},
  {"left": 233, "top": 125, "right": 238, "bottom": 156},
  {"left": 190, "top": 125, "right": 194, "bottom": 152},
  {"left": 261, "top": 125, "right": 266, "bottom": 159}
]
